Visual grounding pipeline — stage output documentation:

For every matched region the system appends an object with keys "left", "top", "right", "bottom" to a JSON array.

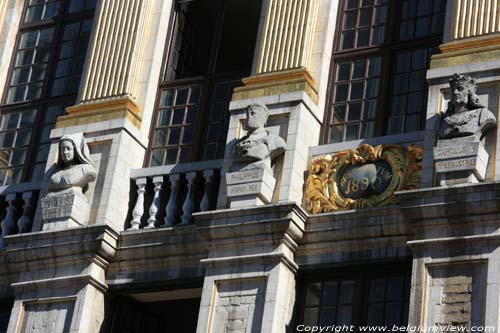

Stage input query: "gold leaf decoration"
[{"left": 305, "top": 144, "right": 423, "bottom": 213}]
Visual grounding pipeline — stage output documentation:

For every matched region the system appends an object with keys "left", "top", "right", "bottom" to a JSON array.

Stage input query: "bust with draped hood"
[{"left": 48, "top": 133, "right": 97, "bottom": 193}]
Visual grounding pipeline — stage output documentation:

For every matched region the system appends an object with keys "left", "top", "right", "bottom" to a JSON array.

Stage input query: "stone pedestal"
[
  {"left": 41, "top": 188, "right": 90, "bottom": 230},
  {"left": 226, "top": 168, "right": 276, "bottom": 208},
  {"left": 194, "top": 203, "right": 306, "bottom": 333},
  {"left": 4, "top": 225, "right": 118, "bottom": 333},
  {"left": 433, "top": 137, "right": 488, "bottom": 185}
]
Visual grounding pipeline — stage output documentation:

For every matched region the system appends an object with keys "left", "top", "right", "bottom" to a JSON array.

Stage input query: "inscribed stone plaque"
[
  {"left": 21, "top": 299, "right": 75, "bottom": 333},
  {"left": 210, "top": 278, "right": 266, "bottom": 333}
]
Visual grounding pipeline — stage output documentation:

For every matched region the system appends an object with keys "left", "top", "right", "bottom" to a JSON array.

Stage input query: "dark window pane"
[
  {"left": 20, "top": 109, "right": 37, "bottom": 127},
  {"left": 330, "top": 125, "right": 344, "bottom": 143},
  {"left": 11, "top": 148, "right": 27, "bottom": 166},
  {"left": 16, "top": 49, "right": 34, "bottom": 66},
  {"left": 333, "top": 105, "right": 346, "bottom": 123},
  {"left": 337, "top": 305, "right": 353, "bottom": 325},
  {"left": 12, "top": 68, "right": 31, "bottom": 85},
  {"left": 359, "top": 8, "right": 373, "bottom": 27},
  {"left": 304, "top": 308, "right": 320, "bottom": 326},
  {"left": 182, "top": 126, "right": 193, "bottom": 144},
  {"left": 367, "top": 303, "right": 384, "bottom": 325},
  {"left": 357, "top": 29, "right": 370, "bottom": 47},
  {"left": 368, "top": 57, "right": 381, "bottom": 76},
  {"left": 338, "top": 63, "right": 351, "bottom": 81},
  {"left": 405, "top": 114, "right": 420, "bottom": 132},
  {"left": 322, "top": 282, "right": 339, "bottom": 306},
  {"left": 168, "top": 127, "right": 181, "bottom": 145},
  {"left": 372, "top": 26, "right": 385, "bottom": 44},
  {"left": 150, "top": 149, "right": 164, "bottom": 166},
  {"left": 344, "top": 11, "right": 357, "bottom": 29},
  {"left": 364, "top": 100, "right": 377, "bottom": 119},
  {"left": 361, "top": 121, "right": 374, "bottom": 138},
  {"left": 161, "top": 90, "right": 174, "bottom": 106},
  {"left": 342, "top": 31, "right": 355, "bottom": 49},
  {"left": 347, "top": 0, "right": 358, "bottom": 9},
  {"left": 350, "top": 82, "right": 364, "bottom": 100},
  {"left": 352, "top": 60, "right": 365, "bottom": 79},
  {"left": 365, "top": 78, "right": 379, "bottom": 98},
  {"left": 369, "top": 278, "right": 386, "bottom": 301},
  {"left": 388, "top": 116, "right": 404, "bottom": 134},
  {"left": 158, "top": 109, "right": 172, "bottom": 127},
  {"left": 319, "top": 307, "right": 337, "bottom": 326},
  {"left": 305, "top": 283, "right": 321, "bottom": 306},
  {"left": 374, "top": 6, "right": 387, "bottom": 24},
  {"left": 348, "top": 103, "right": 362, "bottom": 121},
  {"left": 179, "top": 147, "right": 191, "bottom": 163},
  {"left": 153, "top": 128, "right": 167, "bottom": 147},
  {"left": 345, "top": 123, "right": 359, "bottom": 141},
  {"left": 172, "top": 108, "right": 185, "bottom": 125},
  {"left": 165, "top": 148, "right": 178, "bottom": 165},
  {"left": 175, "top": 88, "right": 188, "bottom": 105},
  {"left": 335, "top": 84, "right": 348, "bottom": 102}
]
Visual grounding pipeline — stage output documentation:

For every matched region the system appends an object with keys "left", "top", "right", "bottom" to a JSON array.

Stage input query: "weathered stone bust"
[
  {"left": 439, "top": 73, "right": 496, "bottom": 141},
  {"left": 48, "top": 133, "right": 97, "bottom": 193},
  {"left": 234, "top": 103, "right": 286, "bottom": 171}
]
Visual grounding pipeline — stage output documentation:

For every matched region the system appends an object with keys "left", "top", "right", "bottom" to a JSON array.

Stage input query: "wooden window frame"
[
  {"left": 294, "top": 262, "right": 412, "bottom": 330},
  {"left": 145, "top": 0, "right": 262, "bottom": 167},
  {"left": 321, "top": 0, "right": 446, "bottom": 144},
  {"left": 0, "top": 0, "right": 96, "bottom": 185}
]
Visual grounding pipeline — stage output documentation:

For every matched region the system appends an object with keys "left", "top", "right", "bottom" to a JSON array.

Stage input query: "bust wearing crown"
[{"left": 439, "top": 73, "right": 496, "bottom": 141}]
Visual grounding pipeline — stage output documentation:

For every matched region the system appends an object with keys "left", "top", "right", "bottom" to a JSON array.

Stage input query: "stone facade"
[{"left": 0, "top": 0, "right": 500, "bottom": 333}]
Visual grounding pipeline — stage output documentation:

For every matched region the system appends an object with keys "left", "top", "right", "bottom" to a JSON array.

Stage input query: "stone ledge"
[
  {"left": 4, "top": 225, "right": 118, "bottom": 271},
  {"left": 396, "top": 181, "right": 500, "bottom": 221}
]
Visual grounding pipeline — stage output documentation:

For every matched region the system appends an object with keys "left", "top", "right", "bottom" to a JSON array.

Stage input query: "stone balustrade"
[
  {"left": 127, "top": 160, "right": 222, "bottom": 230},
  {"left": 0, "top": 182, "right": 41, "bottom": 246}
]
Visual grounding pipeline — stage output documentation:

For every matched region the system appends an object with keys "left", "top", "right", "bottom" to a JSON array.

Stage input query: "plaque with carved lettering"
[
  {"left": 338, "top": 161, "right": 393, "bottom": 199},
  {"left": 305, "top": 144, "right": 423, "bottom": 213}
]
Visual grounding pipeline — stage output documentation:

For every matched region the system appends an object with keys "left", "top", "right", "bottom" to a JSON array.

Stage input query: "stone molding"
[
  {"left": 232, "top": 68, "right": 318, "bottom": 104},
  {"left": 58, "top": 96, "right": 142, "bottom": 129}
]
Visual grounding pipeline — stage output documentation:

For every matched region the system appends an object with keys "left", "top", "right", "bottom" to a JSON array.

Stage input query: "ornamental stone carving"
[
  {"left": 233, "top": 103, "right": 286, "bottom": 173},
  {"left": 305, "top": 144, "right": 423, "bottom": 213},
  {"left": 438, "top": 73, "right": 496, "bottom": 141},
  {"left": 227, "top": 103, "right": 287, "bottom": 208},
  {"left": 48, "top": 133, "right": 97, "bottom": 192},
  {"left": 42, "top": 133, "right": 96, "bottom": 230},
  {"left": 434, "top": 73, "right": 497, "bottom": 185}
]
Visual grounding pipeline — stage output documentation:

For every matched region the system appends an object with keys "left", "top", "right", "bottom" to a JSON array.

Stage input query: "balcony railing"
[
  {"left": 127, "top": 160, "right": 222, "bottom": 230},
  {"left": 0, "top": 182, "right": 42, "bottom": 246}
]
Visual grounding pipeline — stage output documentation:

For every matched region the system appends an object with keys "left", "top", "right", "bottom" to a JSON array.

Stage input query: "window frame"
[
  {"left": 295, "top": 262, "right": 412, "bottom": 329},
  {"left": 321, "top": 0, "right": 445, "bottom": 144},
  {"left": 0, "top": 0, "right": 96, "bottom": 185},
  {"left": 145, "top": 0, "right": 261, "bottom": 167}
]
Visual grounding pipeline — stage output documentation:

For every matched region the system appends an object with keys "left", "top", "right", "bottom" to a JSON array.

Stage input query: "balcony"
[
  {"left": 126, "top": 160, "right": 222, "bottom": 230},
  {"left": 0, "top": 182, "right": 41, "bottom": 246}
]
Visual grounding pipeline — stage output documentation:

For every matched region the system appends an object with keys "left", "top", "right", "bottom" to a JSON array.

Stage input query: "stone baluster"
[
  {"left": 128, "top": 178, "right": 147, "bottom": 230},
  {"left": 181, "top": 172, "right": 198, "bottom": 226},
  {"left": 200, "top": 169, "right": 215, "bottom": 212},
  {"left": 164, "top": 174, "right": 181, "bottom": 227},
  {"left": 1, "top": 193, "right": 18, "bottom": 246},
  {"left": 17, "top": 191, "right": 34, "bottom": 234},
  {"left": 145, "top": 176, "right": 163, "bottom": 229}
]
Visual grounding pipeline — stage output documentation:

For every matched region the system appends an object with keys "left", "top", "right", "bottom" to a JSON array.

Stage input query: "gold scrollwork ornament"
[{"left": 305, "top": 144, "right": 423, "bottom": 213}]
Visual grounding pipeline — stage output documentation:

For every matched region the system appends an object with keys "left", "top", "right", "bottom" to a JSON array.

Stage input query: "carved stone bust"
[
  {"left": 48, "top": 133, "right": 97, "bottom": 193},
  {"left": 439, "top": 73, "right": 496, "bottom": 141},
  {"left": 233, "top": 103, "right": 286, "bottom": 171}
]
